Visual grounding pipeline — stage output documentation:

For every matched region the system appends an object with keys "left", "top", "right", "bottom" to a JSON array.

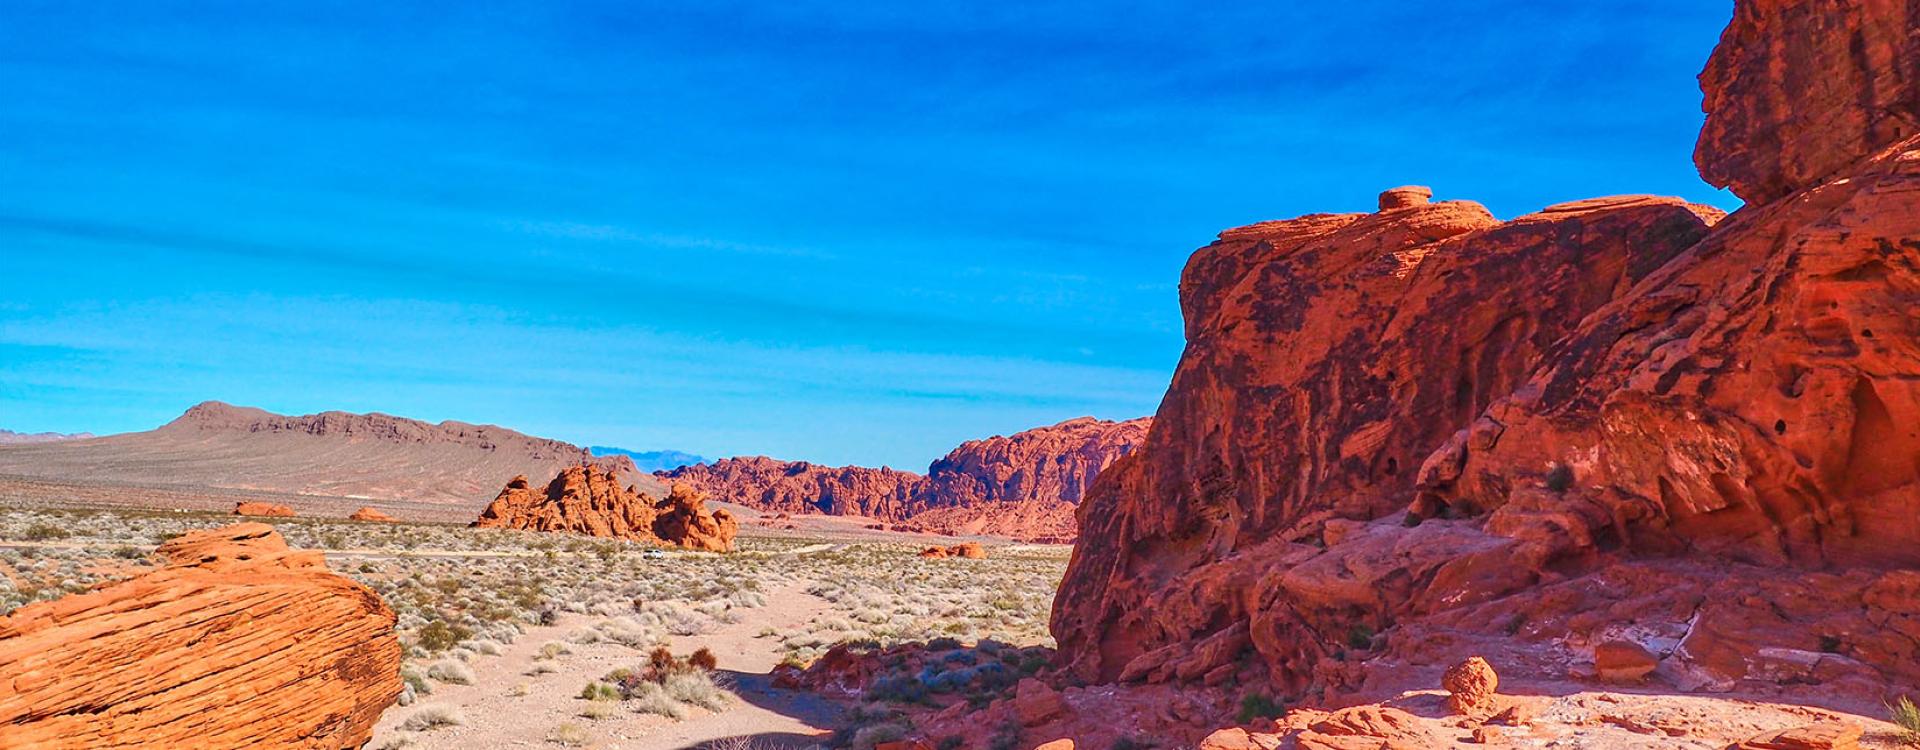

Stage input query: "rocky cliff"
[
  {"left": 0, "top": 523, "right": 400, "bottom": 747},
  {"left": 659, "top": 417, "right": 1148, "bottom": 540},
  {"left": 1051, "top": 0, "right": 1920, "bottom": 709},
  {"left": 472, "top": 465, "right": 739, "bottom": 551}
]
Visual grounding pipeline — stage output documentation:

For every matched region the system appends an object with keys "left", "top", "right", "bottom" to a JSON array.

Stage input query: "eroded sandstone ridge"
[
  {"left": 1052, "top": 0, "right": 1920, "bottom": 711},
  {"left": 662, "top": 417, "right": 1148, "bottom": 540},
  {"left": 472, "top": 465, "right": 739, "bottom": 551},
  {"left": 0, "top": 523, "right": 400, "bottom": 747}
]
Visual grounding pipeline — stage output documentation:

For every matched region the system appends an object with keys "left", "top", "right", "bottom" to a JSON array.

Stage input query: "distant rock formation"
[
  {"left": 0, "top": 523, "right": 399, "bottom": 746},
  {"left": 0, "top": 400, "right": 658, "bottom": 521},
  {"left": 918, "top": 542, "right": 987, "bottom": 559},
  {"left": 660, "top": 416, "right": 1149, "bottom": 541},
  {"left": 1049, "top": 0, "right": 1920, "bottom": 714},
  {"left": 233, "top": 501, "right": 296, "bottom": 517},
  {"left": 0, "top": 428, "right": 93, "bottom": 445},
  {"left": 472, "top": 465, "right": 738, "bottom": 551},
  {"left": 661, "top": 456, "right": 926, "bottom": 520},
  {"left": 349, "top": 506, "right": 395, "bottom": 522}
]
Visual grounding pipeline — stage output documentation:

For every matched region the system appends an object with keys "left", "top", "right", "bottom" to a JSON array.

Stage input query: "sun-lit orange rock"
[
  {"left": 0, "top": 523, "right": 399, "bottom": 747},
  {"left": 472, "top": 466, "right": 738, "bottom": 551},
  {"left": 1049, "top": 0, "right": 1920, "bottom": 712},
  {"left": 232, "top": 500, "right": 295, "bottom": 517},
  {"left": 1696, "top": 0, "right": 1920, "bottom": 202},
  {"left": 349, "top": 506, "right": 395, "bottom": 522}
]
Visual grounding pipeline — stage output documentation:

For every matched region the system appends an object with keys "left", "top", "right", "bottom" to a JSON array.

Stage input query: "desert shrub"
[
  {"left": 689, "top": 647, "right": 718, "bottom": 671},
  {"left": 415, "top": 620, "right": 472, "bottom": 653},
  {"left": 1891, "top": 695, "right": 1920, "bottom": 745},
  {"left": 548, "top": 721, "right": 590, "bottom": 746},
  {"left": 664, "top": 670, "right": 729, "bottom": 711},
  {"left": 399, "top": 704, "right": 466, "bottom": 731},
  {"left": 579, "top": 681, "right": 621, "bottom": 702},
  {"left": 22, "top": 524, "right": 67, "bottom": 541},
  {"left": 426, "top": 659, "right": 475, "bottom": 685},
  {"left": 1237, "top": 692, "right": 1285, "bottom": 724},
  {"left": 629, "top": 681, "right": 687, "bottom": 719},
  {"left": 1346, "top": 624, "right": 1374, "bottom": 650},
  {"left": 537, "top": 641, "right": 570, "bottom": 660},
  {"left": 869, "top": 674, "right": 929, "bottom": 704}
]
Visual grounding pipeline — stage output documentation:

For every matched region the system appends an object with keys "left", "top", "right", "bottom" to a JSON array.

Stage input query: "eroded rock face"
[
  {"left": 472, "top": 466, "right": 738, "bottom": 551},
  {"left": 1049, "top": 0, "right": 1920, "bottom": 711},
  {"left": 1696, "top": 0, "right": 1920, "bottom": 202},
  {"left": 660, "top": 417, "right": 1147, "bottom": 541},
  {"left": 1052, "top": 191, "right": 1719, "bottom": 685},
  {"left": 233, "top": 501, "right": 295, "bottom": 517},
  {"left": 0, "top": 523, "right": 400, "bottom": 747}
]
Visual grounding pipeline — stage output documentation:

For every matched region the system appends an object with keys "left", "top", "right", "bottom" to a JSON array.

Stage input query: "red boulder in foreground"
[
  {"left": 473, "top": 465, "right": 738, "bottom": 552},
  {"left": 1049, "top": 0, "right": 1920, "bottom": 712},
  {"left": 233, "top": 501, "right": 295, "bottom": 517},
  {"left": 0, "top": 523, "right": 400, "bottom": 747}
]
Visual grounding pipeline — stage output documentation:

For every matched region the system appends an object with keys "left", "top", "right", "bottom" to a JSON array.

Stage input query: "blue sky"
[{"left": 0, "top": 1, "right": 1737, "bottom": 468}]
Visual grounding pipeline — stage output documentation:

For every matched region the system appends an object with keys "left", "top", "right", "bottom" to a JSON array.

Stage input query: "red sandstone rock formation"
[
  {"left": 1442, "top": 657, "right": 1499, "bottom": 716},
  {"left": 1696, "top": 0, "right": 1920, "bottom": 203},
  {"left": 660, "top": 417, "right": 1147, "bottom": 541},
  {"left": 918, "top": 542, "right": 987, "bottom": 559},
  {"left": 233, "top": 500, "right": 295, "bottom": 517},
  {"left": 660, "top": 456, "right": 925, "bottom": 520},
  {"left": 349, "top": 506, "right": 395, "bottom": 522},
  {"left": 653, "top": 484, "right": 739, "bottom": 553},
  {"left": 1049, "top": 0, "right": 1920, "bottom": 712},
  {"left": 0, "top": 522, "right": 400, "bottom": 747},
  {"left": 472, "top": 466, "right": 738, "bottom": 551}
]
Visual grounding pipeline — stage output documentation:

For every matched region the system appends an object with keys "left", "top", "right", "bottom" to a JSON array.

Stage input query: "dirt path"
[{"left": 371, "top": 582, "right": 838, "bottom": 749}]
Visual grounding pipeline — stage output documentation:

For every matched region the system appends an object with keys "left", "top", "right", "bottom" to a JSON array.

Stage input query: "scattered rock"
[
  {"left": 349, "top": 506, "right": 394, "bottom": 522},
  {"left": 1594, "top": 640, "right": 1659, "bottom": 684},
  {"left": 233, "top": 501, "right": 295, "bottom": 517},
  {"left": 1444, "top": 657, "right": 1499, "bottom": 716},
  {"left": 1470, "top": 725, "right": 1503, "bottom": 744},
  {"left": 1032, "top": 741, "right": 1076, "bottom": 750},
  {"left": 1727, "top": 721, "right": 1863, "bottom": 750},
  {"left": 0, "top": 523, "right": 399, "bottom": 746},
  {"left": 1013, "top": 678, "right": 1067, "bottom": 726}
]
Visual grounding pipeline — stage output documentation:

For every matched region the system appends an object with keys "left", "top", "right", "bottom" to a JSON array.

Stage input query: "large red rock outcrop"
[
  {"left": 1052, "top": 190, "right": 1718, "bottom": 685},
  {"left": 349, "top": 506, "right": 395, "bottom": 522},
  {"left": 1696, "top": 0, "right": 1920, "bottom": 202},
  {"left": 0, "top": 522, "right": 400, "bottom": 747},
  {"left": 659, "top": 417, "right": 1147, "bottom": 541},
  {"left": 472, "top": 466, "right": 738, "bottom": 551},
  {"left": 233, "top": 501, "right": 295, "bottom": 517},
  {"left": 1049, "top": 0, "right": 1920, "bottom": 711}
]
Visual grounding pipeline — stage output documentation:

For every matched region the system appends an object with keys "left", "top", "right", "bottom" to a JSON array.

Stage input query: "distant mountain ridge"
[
  {"left": 660, "top": 416, "right": 1149, "bottom": 541},
  {"left": 0, "top": 428, "right": 94, "bottom": 445},
  {"left": 0, "top": 401, "right": 660, "bottom": 520},
  {"left": 587, "top": 447, "right": 706, "bottom": 473}
]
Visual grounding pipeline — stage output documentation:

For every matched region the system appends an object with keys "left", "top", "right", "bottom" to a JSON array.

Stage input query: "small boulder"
[
  {"left": 349, "top": 506, "right": 395, "bottom": 522},
  {"left": 1032, "top": 741, "right": 1076, "bottom": 750},
  {"left": 233, "top": 501, "right": 295, "bottom": 517},
  {"left": 1013, "top": 678, "right": 1066, "bottom": 726},
  {"left": 1378, "top": 185, "right": 1434, "bottom": 211},
  {"left": 1727, "top": 722, "right": 1862, "bottom": 750},
  {"left": 1443, "top": 657, "right": 1500, "bottom": 715},
  {"left": 1594, "top": 639, "right": 1659, "bottom": 684}
]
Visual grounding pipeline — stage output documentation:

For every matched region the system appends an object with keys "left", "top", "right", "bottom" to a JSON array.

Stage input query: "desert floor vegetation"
[{"left": 0, "top": 503, "right": 1070, "bottom": 749}]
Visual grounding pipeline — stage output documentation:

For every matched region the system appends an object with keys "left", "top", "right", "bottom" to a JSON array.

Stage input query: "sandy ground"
[{"left": 371, "top": 582, "right": 839, "bottom": 750}]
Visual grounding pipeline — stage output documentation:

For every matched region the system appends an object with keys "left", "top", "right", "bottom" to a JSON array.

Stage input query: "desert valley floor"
[{"left": 0, "top": 499, "right": 1066, "bottom": 750}]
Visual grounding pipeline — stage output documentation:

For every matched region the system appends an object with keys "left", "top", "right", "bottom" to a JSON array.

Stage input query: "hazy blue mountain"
[{"left": 588, "top": 447, "right": 707, "bottom": 473}]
